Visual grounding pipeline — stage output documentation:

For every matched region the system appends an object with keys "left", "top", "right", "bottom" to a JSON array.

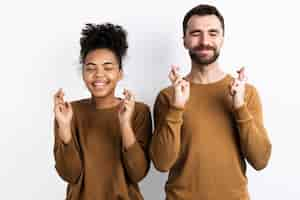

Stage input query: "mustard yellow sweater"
[
  {"left": 150, "top": 75, "right": 272, "bottom": 200},
  {"left": 54, "top": 98, "right": 152, "bottom": 200}
]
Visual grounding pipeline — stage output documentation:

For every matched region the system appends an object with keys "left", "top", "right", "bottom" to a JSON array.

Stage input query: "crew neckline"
[
  {"left": 188, "top": 74, "right": 231, "bottom": 87},
  {"left": 89, "top": 97, "right": 122, "bottom": 111}
]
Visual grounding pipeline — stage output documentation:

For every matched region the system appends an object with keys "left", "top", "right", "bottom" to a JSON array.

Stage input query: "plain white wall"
[{"left": 0, "top": 0, "right": 299, "bottom": 199}]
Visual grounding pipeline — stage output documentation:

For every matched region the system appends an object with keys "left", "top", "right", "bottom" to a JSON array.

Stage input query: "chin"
[
  {"left": 91, "top": 91, "right": 110, "bottom": 98},
  {"left": 91, "top": 87, "right": 116, "bottom": 98}
]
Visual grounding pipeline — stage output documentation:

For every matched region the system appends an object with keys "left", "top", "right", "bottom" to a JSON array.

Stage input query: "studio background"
[{"left": 0, "top": 0, "right": 299, "bottom": 199}]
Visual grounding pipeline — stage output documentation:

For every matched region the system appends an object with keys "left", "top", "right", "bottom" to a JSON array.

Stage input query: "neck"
[
  {"left": 186, "top": 61, "right": 226, "bottom": 84},
  {"left": 92, "top": 93, "right": 120, "bottom": 109}
]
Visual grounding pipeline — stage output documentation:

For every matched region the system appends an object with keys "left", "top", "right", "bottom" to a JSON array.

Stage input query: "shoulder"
[
  {"left": 154, "top": 86, "right": 173, "bottom": 105},
  {"left": 133, "top": 101, "right": 152, "bottom": 125},
  {"left": 134, "top": 101, "right": 151, "bottom": 114}
]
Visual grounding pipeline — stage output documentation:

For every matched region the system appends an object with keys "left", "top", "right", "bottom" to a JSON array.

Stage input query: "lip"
[
  {"left": 196, "top": 50, "right": 212, "bottom": 56},
  {"left": 199, "top": 49, "right": 212, "bottom": 53},
  {"left": 92, "top": 80, "right": 109, "bottom": 88}
]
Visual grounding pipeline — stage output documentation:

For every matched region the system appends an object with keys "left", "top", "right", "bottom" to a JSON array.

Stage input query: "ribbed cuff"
[
  {"left": 122, "top": 140, "right": 141, "bottom": 156},
  {"left": 56, "top": 137, "right": 77, "bottom": 153}
]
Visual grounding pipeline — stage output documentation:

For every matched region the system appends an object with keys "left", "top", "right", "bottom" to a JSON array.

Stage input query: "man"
[{"left": 149, "top": 4, "right": 272, "bottom": 200}]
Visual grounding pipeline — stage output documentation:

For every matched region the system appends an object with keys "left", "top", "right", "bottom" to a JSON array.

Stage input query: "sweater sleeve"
[
  {"left": 233, "top": 85, "right": 272, "bottom": 170},
  {"left": 149, "top": 91, "right": 184, "bottom": 172},
  {"left": 53, "top": 104, "right": 83, "bottom": 184},
  {"left": 122, "top": 104, "right": 152, "bottom": 183}
]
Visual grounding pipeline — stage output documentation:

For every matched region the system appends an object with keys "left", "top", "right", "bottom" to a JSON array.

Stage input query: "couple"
[{"left": 53, "top": 4, "right": 272, "bottom": 200}]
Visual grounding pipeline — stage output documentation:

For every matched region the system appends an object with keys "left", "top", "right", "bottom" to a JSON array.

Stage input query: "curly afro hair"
[{"left": 80, "top": 23, "right": 128, "bottom": 69}]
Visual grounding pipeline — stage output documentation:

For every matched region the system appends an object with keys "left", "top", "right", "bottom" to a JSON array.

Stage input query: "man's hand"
[
  {"left": 229, "top": 67, "right": 247, "bottom": 109},
  {"left": 169, "top": 65, "right": 190, "bottom": 109}
]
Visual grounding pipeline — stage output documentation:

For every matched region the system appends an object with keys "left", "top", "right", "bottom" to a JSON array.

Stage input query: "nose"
[
  {"left": 95, "top": 67, "right": 105, "bottom": 77},
  {"left": 199, "top": 33, "right": 209, "bottom": 46}
]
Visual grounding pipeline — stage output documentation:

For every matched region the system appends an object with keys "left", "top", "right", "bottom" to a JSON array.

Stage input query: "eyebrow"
[
  {"left": 189, "top": 29, "right": 202, "bottom": 34},
  {"left": 102, "top": 61, "right": 114, "bottom": 65},
  {"left": 84, "top": 61, "right": 115, "bottom": 66},
  {"left": 208, "top": 29, "right": 220, "bottom": 33},
  {"left": 189, "top": 28, "right": 220, "bottom": 34},
  {"left": 84, "top": 62, "right": 97, "bottom": 66}
]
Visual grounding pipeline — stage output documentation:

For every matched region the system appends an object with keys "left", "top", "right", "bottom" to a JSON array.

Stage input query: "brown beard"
[{"left": 189, "top": 45, "right": 220, "bottom": 65}]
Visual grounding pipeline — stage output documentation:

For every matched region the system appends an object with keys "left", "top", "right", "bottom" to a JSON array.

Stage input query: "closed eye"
[{"left": 84, "top": 63, "right": 96, "bottom": 71}]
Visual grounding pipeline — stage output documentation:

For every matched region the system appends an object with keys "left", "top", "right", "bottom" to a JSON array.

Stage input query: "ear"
[
  {"left": 220, "top": 34, "right": 225, "bottom": 48},
  {"left": 183, "top": 35, "right": 188, "bottom": 49}
]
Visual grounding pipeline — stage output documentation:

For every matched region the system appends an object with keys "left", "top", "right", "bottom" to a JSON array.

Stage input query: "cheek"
[
  {"left": 216, "top": 38, "right": 224, "bottom": 47},
  {"left": 188, "top": 38, "right": 201, "bottom": 48},
  {"left": 109, "top": 71, "right": 122, "bottom": 82},
  {"left": 185, "top": 38, "right": 193, "bottom": 46},
  {"left": 82, "top": 73, "right": 92, "bottom": 84}
]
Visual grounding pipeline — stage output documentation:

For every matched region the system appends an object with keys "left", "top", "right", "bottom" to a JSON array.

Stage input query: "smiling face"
[
  {"left": 82, "top": 48, "right": 123, "bottom": 99},
  {"left": 183, "top": 15, "right": 224, "bottom": 66}
]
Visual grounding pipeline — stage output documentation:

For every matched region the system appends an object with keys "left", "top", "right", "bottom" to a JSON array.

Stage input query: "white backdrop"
[{"left": 0, "top": 0, "right": 299, "bottom": 199}]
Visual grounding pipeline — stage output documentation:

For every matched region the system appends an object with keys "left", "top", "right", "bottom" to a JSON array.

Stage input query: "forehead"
[
  {"left": 186, "top": 15, "right": 222, "bottom": 32},
  {"left": 84, "top": 49, "right": 118, "bottom": 63}
]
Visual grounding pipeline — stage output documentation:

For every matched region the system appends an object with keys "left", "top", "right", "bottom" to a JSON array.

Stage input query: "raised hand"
[
  {"left": 169, "top": 65, "right": 190, "bottom": 109},
  {"left": 54, "top": 88, "right": 73, "bottom": 144},
  {"left": 229, "top": 67, "right": 247, "bottom": 109},
  {"left": 118, "top": 89, "right": 135, "bottom": 127}
]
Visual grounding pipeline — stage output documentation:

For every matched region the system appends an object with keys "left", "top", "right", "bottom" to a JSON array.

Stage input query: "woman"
[{"left": 53, "top": 23, "right": 152, "bottom": 200}]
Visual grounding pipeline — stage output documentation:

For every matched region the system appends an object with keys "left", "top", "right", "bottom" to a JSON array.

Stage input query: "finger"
[
  {"left": 231, "top": 89, "right": 236, "bottom": 96},
  {"left": 171, "top": 64, "right": 180, "bottom": 74},
  {"left": 65, "top": 101, "right": 72, "bottom": 112},
  {"left": 124, "top": 89, "right": 135, "bottom": 102},
  {"left": 56, "top": 104, "right": 64, "bottom": 113},
  {"left": 118, "top": 100, "right": 125, "bottom": 113},
  {"left": 56, "top": 99, "right": 64, "bottom": 105},
  {"left": 231, "top": 78, "right": 241, "bottom": 87},
  {"left": 57, "top": 88, "right": 64, "bottom": 98},
  {"left": 123, "top": 99, "right": 131, "bottom": 104},
  {"left": 171, "top": 64, "right": 178, "bottom": 69},
  {"left": 183, "top": 80, "right": 190, "bottom": 88},
  {"left": 174, "top": 77, "right": 183, "bottom": 87},
  {"left": 172, "top": 66, "right": 181, "bottom": 79},
  {"left": 170, "top": 64, "right": 181, "bottom": 80},
  {"left": 55, "top": 102, "right": 65, "bottom": 108},
  {"left": 123, "top": 91, "right": 132, "bottom": 102},
  {"left": 237, "top": 67, "right": 245, "bottom": 81},
  {"left": 230, "top": 84, "right": 237, "bottom": 95},
  {"left": 54, "top": 104, "right": 60, "bottom": 113},
  {"left": 54, "top": 89, "right": 61, "bottom": 103},
  {"left": 228, "top": 85, "right": 233, "bottom": 96},
  {"left": 123, "top": 98, "right": 135, "bottom": 107},
  {"left": 229, "top": 81, "right": 236, "bottom": 96},
  {"left": 234, "top": 81, "right": 239, "bottom": 87},
  {"left": 123, "top": 89, "right": 129, "bottom": 100},
  {"left": 54, "top": 88, "right": 65, "bottom": 103},
  {"left": 182, "top": 81, "right": 190, "bottom": 91},
  {"left": 169, "top": 70, "right": 177, "bottom": 83},
  {"left": 230, "top": 79, "right": 235, "bottom": 88}
]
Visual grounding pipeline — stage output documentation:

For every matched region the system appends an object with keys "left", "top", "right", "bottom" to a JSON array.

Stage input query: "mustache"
[{"left": 192, "top": 45, "right": 215, "bottom": 51}]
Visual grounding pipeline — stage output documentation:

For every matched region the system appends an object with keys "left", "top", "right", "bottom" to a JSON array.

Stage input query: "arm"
[
  {"left": 233, "top": 86, "right": 272, "bottom": 170},
  {"left": 149, "top": 92, "right": 184, "bottom": 172},
  {"left": 121, "top": 104, "right": 152, "bottom": 183},
  {"left": 53, "top": 104, "right": 83, "bottom": 183}
]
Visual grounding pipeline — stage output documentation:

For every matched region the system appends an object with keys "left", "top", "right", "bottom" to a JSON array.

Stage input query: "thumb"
[{"left": 237, "top": 67, "right": 245, "bottom": 81}]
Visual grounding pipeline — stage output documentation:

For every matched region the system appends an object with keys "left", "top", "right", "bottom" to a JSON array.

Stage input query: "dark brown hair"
[{"left": 183, "top": 4, "right": 225, "bottom": 36}]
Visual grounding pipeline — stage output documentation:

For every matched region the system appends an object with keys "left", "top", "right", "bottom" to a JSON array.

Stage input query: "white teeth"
[
  {"left": 94, "top": 82, "right": 106, "bottom": 86},
  {"left": 93, "top": 80, "right": 107, "bottom": 88}
]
